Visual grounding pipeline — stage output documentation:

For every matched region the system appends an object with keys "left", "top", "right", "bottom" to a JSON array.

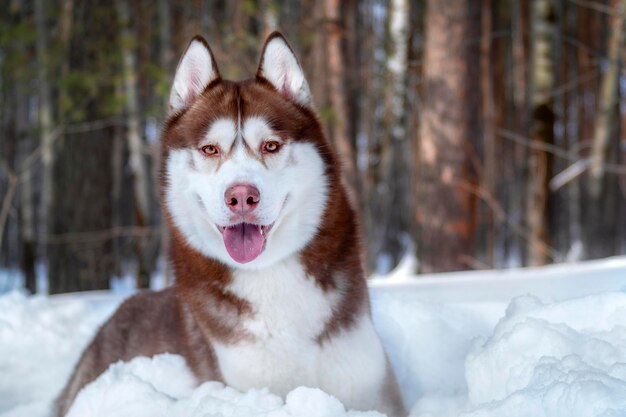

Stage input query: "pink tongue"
[{"left": 222, "top": 223, "right": 266, "bottom": 263}]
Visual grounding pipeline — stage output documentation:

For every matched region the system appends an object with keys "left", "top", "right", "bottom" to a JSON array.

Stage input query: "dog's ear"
[
  {"left": 169, "top": 36, "right": 220, "bottom": 114},
  {"left": 256, "top": 32, "right": 312, "bottom": 106}
]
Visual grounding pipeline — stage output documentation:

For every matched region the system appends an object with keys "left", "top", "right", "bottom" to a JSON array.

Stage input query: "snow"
[
  {"left": 463, "top": 294, "right": 626, "bottom": 417},
  {"left": 1, "top": 256, "right": 626, "bottom": 417},
  {"left": 0, "top": 291, "right": 123, "bottom": 417},
  {"left": 66, "top": 354, "right": 383, "bottom": 417}
]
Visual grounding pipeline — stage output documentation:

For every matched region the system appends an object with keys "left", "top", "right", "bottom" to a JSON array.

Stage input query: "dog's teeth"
[{"left": 259, "top": 226, "right": 264, "bottom": 235}]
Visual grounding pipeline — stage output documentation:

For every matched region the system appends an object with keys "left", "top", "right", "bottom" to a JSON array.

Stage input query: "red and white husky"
[{"left": 55, "top": 32, "right": 405, "bottom": 417}]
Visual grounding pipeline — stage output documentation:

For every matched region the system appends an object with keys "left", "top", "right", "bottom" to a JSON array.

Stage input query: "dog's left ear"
[{"left": 256, "top": 32, "right": 312, "bottom": 106}]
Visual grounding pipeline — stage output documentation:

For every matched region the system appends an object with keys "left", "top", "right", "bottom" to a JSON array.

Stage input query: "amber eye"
[
  {"left": 200, "top": 144, "right": 220, "bottom": 157},
  {"left": 262, "top": 141, "right": 281, "bottom": 154}
]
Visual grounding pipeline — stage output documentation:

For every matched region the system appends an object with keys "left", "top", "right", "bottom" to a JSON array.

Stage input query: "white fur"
[
  {"left": 241, "top": 116, "right": 279, "bottom": 150},
  {"left": 165, "top": 116, "right": 328, "bottom": 269},
  {"left": 213, "top": 257, "right": 388, "bottom": 412},
  {"left": 201, "top": 118, "right": 237, "bottom": 152},
  {"left": 169, "top": 39, "right": 218, "bottom": 113},
  {"left": 258, "top": 37, "right": 312, "bottom": 106}
]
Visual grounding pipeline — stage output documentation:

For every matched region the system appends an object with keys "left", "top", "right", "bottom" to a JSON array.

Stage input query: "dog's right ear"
[{"left": 168, "top": 36, "right": 220, "bottom": 114}]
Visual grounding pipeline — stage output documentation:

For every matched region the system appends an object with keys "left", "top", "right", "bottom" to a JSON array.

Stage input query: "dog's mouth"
[{"left": 217, "top": 223, "right": 274, "bottom": 264}]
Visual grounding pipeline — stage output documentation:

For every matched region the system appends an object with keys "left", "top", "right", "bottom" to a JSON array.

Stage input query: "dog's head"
[{"left": 162, "top": 33, "right": 333, "bottom": 269}]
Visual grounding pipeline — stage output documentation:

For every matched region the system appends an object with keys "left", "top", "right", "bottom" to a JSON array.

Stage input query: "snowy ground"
[{"left": 1, "top": 256, "right": 626, "bottom": 417}]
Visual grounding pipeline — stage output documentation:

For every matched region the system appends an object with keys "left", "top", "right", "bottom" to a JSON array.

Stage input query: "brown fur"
[{"left": 54, "top": 33, "right": 404, "bottom": 417}]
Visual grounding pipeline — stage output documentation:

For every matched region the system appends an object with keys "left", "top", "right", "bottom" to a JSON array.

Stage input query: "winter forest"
[{"left": 1, "top": 0, "right": 626, "bottom": 294}]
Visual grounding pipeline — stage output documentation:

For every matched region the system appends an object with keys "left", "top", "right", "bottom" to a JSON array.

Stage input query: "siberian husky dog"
[{"left": 55, "top": 32, "right": 405, "bottom": 417}]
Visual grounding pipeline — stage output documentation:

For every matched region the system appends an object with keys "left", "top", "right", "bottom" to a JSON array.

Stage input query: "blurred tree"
[
  {"left": 589, "top": 0, "right": 626, "bottom": 194},
  {"left": 372, "top": 0, "right": 410, "bottom": 270},
  {"left": 324, "top": 0, "right": 359, "bottom": 202},
  {"left": 116, "top": 0, "right": 152, "bottom": 288},
  {"left": 526, "top": 0, "right": 556, "bottom": 266},
  {"left": 583, "top": 0, "right": 626, "bottom": 259},
  {"left": 15, "top": 0, "right": 36, "bottom": 292},
  {"left": 416, "top": 0, "right": 480, "bottom": 272}
]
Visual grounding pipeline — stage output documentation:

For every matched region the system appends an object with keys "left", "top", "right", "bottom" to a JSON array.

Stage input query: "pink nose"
[{"left": 224, "top": 184, "right": 260, "bottom": 214}]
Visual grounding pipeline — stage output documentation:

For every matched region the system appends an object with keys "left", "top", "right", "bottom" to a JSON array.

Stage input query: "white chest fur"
[{"left": 211, "top": 257, "right": 388, "bottom": 412}]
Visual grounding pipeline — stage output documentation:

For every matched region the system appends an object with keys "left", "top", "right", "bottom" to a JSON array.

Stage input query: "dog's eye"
[
  {"left": 200, "top": 144, "right": 220, "bottom": 157},
  {"left": 262, "top": 141, "right": 281, "bottom": 154}
]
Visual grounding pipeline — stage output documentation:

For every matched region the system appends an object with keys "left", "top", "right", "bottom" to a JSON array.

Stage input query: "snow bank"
[
  {"left": 462, "top": 293, "right": 626, "bottom": 417},
  {"left": 66, "top": 354, "right": 383, "bottom": 417},
  {"left": 0, "top": 256, "right": 625, "bottom": 417},
  {"left": 0, "top": 291, "right": 122, "bottom": 417},
  {"left": 371, "top": 293, "right": 502, "bottom": 407},
  {"left": 371, "top": 291, "right": 626, "bottom": 417}
]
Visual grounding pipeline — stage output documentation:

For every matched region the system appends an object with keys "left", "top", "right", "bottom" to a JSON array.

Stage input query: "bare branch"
[
  {"left": 496, "top": 128, "right": 626, "bottom": 175},
  {"left": 544, "top": 69, "right": 598, "bottom": 99},
  {"left": 496, "top": 127, "right": 571, "bottom": 159},
  {"left": 550, "top": 159, "right": 591, "bottom": 191}
]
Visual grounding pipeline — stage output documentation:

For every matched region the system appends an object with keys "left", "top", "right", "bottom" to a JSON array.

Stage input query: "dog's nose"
[{"left": 224, "top": 184, "right": 260, "bottom": 214}]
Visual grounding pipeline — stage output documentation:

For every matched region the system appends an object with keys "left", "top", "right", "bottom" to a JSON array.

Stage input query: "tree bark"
[
  {"left": 378, "top": 0, "right": 410, "bottom": 269},
  {"left": 324, "top": 0, "right": 359, "bottom": 204},
  {"left": 564, "top": 0, "right": 583, "bottom": 260},
  {"left": 526, "top": 0, "right": 556, "bottom": 266},
  {"left": 508, "top": 0, "right": 530, "bottom": 265},
  {"left": 48, "top": 1, "right": 114, "bottom": 293},
  {"left": 416, "top": 0, "right": 480, "bottom": 273},
  {"left": 116, "top": 0, "right": 152, "bottom": 288},
  {"left": 11, "top": 1, "right": 36, "bottom": 292},
  {"left": 589, "top": 0, "right": 626, "bottom": 196},
  {"left": 58, "top": 0, "right": 74, "bottom": 123},
  {"left": 34, "top": 0, "right": 55, "bottom": 290},
  {"left": 358, "top": 0, "right": 379, "bottom": 272},
  {"left": 481, "top": 0, "right": 496, "bottom": 267}
]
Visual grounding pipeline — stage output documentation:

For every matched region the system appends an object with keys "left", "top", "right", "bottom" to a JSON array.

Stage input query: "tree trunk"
[
  {"left": 10, "top": 2, "right": 36, "bottom": 292},
  {"left": 526, "top": 0, "right": 556, "bottom": 266},
  {"left": 564, "top": 1, "right": 583, "bottom": 260},
  {"left": 324, "top": 0, "right": 359, "bottom": 204},
  {"left": 416, "top": 0, "right": 480, "bottom": 273},
  {"left": 0, "top": 5, "right": 21, "bottom": 268},
  {"left": 589, "top": 0, "right": 626, "bottom": 196},
  {"left": 481, "top": 0, "right": 496, "bottom": 267},
  {"left": 378, "top": 0, "right": 410, "bottom": 269},
  {"left": 111, "top": 81, "right": 124, "bottom": 279},
  {"left": 34, "top": 0, "right": 55, "bottom": 291},
  {"left": 48, "top": 0, "right": 115, "bottom": 294},
  {"left": 580, "top": 0, "right": 624, "bottom": 260},
  {"left": 358, "top": 1, "right": 379, "bottom": 272},
  {"left": 116, "top": 0, "right": 152, "bottom": 288},
  {"left": 508, "top": 0, "right": 530, "bottom": 266},
  {"left": 48, "top": 126, "right": 114, "bottom": 293},
  {"left": 58, "top": 0, "right": 74, "bottom": 123}
]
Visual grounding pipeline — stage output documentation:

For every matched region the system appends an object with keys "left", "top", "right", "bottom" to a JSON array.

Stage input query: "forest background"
[{"left": 1, "top": 0, "right": 625, "bottom": 293}]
